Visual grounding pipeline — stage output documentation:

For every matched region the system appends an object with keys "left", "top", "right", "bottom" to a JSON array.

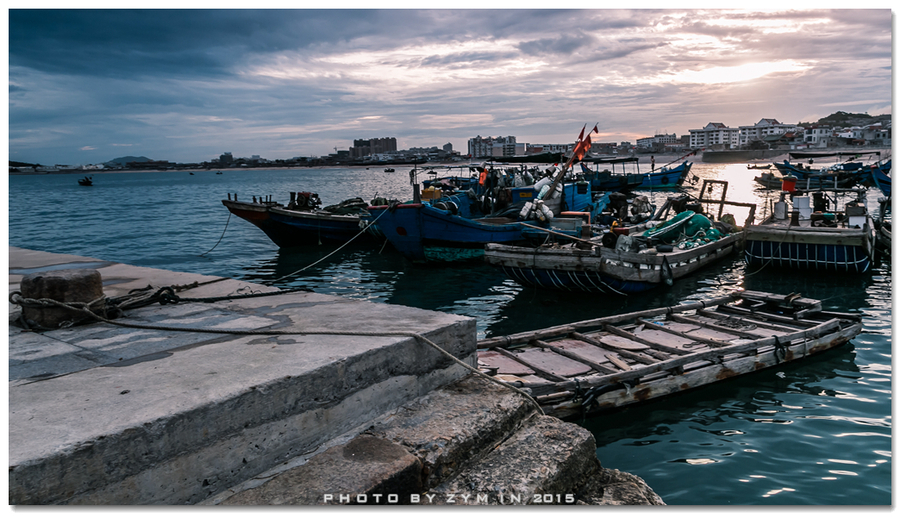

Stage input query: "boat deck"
[{"left": 477, "top": 291, "right": 862, "bottom": 418}]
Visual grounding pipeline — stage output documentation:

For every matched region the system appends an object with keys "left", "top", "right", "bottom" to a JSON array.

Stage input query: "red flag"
[
  {"left": 576, "top": 124, "right": 586, "bottom": 143},
  {"left": 574, "top": 132, "right": 592, "bottom": 161}
]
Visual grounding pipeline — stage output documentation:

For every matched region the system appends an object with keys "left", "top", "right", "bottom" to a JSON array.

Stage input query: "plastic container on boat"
[
  {"left": 782, "top": 175, "right": 797, "bottom": 192},
  {"left": 774, "top": 201, "right": 788, "bottom": 220}
]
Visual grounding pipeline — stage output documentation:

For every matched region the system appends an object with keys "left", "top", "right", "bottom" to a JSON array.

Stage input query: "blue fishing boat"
[
  {"left": 364, "top": 179, "right": 603, "bottom": 262},
  {"left": 868, "top": 160, "right": 891, "bottom": 197},
  {"left": 744, "top": 186, "right": 875, "bottom": 273},
  {"left": 580, "top": 154, "right": 694, "bottom": 191}
]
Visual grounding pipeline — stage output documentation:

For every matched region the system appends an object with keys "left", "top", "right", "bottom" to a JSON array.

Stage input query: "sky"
[{"left": 5, "top": 7, "right": 894, "bottom": 166}]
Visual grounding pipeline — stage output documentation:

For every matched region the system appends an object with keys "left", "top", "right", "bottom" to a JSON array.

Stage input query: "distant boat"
[
  {"left": 216, "top": 171, "right": 223, "bottom": 175},
  {"left": 77, "top": 176, "right": 93, "bottom": 186},
  {"left": 190, "top": 172, "right": 194, "bottom": 175},
  {"left": 384, "top": 168, "right": 395, "bottom": 173},
  {"left": 747, "top": 164, "right": 771, "bottom": 169}
]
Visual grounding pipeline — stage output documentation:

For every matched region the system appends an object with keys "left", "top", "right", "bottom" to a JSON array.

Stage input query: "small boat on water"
[
  {"left": 580, "top": 155, "right": 694, "bottom": 191},
  {"left": 484, "top": 180, "right": 756, "bottom": 294},
  {"left": 747, "top": 164, "right": 771, "bottom": 170},
  {"left": 221, "top": 192, "right": 375, "bottom": 247},
  {"left": 744, "top": 186, "right": 876, "bottom": 273},
  {"left": 78, "top": 176, "right": 93, "bottom": 186},
  {"left": 384, "top": 168, "right": 395, "bottom": 173},
  {"left": 476, "top": 290, "right": 863, "bottom": 419}
]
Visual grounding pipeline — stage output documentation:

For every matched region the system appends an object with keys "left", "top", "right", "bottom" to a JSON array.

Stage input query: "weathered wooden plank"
[
  {"left": 740, "top": 290, "right": 821, "bottom": 309},
  {"left": 580, "top": 332, "right": 649, "bottom": 351},
  {"left": 602, "top": 324, "right": 693, "bottom": 356},
  {"left": 491, "top": 347, "right": 569, "bottom": 382},
  {"left": 582, "top": 323, "right": 860, "bottom": 415},
  {"left": 696, "top": 308, "right": 803, "bottom": 333},
  {"left": 667, "top": 313, "right": 764, "bottom": 339},
  {"left": 477, "top": 292, "right": 744, "bottom": 348},
  {"left": 521, "top": 319, "right": 847, "bottom": 394},
  {"left": 478, "top": 350, "right": 534, "bottom": 376},
  {"left": 534, "top": 339, "right": 619, "bottom": 375},
  {"left": 632, "top": 327, "right": 705, "bottom": 350},
  {"left": 511, "top": 348, "right": 593, "bottom": 378},
  {"left": 715, "top": 304, "right": 829, "bottom": 327},
  {"left": 636, "top": 318, "right": 734, "bottom": 347},
  {"left": 571, "top": 332, "right": 660, "bottom": 365}
]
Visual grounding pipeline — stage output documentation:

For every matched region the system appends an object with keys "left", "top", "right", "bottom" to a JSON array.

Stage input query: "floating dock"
[{"left": 8, "top": 246, "right": 663, "bottom": 505}]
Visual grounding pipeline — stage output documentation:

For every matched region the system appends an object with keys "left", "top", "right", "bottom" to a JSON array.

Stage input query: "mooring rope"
[
  {"left": 200, "top": 212, "right": 232, "bottom": 257},
  {"left": 9, "top": 291, "right": 545, "bottom": 415},
  {"left": 269, "top": 208, "right": 388, "bottom": 284}
]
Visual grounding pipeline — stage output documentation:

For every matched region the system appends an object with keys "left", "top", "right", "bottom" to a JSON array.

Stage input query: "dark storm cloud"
[{"left": 6, "top": 8, "right": 892, "bottom": 166}]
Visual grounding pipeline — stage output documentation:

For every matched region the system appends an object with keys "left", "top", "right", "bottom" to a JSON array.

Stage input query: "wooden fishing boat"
[
  {"left": 580, "top": 157, "right": 693, "bottom": 191},
  {"left": 744, "top": 187, "right": 876, "bottom": 273},
  {"left": 747, "top": 164, "right": 771, "bottom": 170},
  {"left": 364, "top": 160, "right": 603, "bottom": 262},
  {"left": 476, "top": 290, "right": 863, "bottom": 420},
  {"left": 484, "top": 180, "right": 756, "bottom": 294},
  {"left": 221, "top": 192, "right": 373, "bottom": 248}
]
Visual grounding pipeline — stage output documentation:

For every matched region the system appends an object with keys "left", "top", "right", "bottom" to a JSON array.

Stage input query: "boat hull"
[
  {"left": 268, "top": 207, "right": 371, "bottom": 245},
  {"left": 222, "top": 199, "right": 301, "bottom": 248},
  {"left": 222, "top": 199, "right": 370, "bottom": 247},
  {"left": 484, "top": 232, "right": 743, "bottom": 294},
  {"left": 744, "top": 217, "right": 875, "bottom": 273},
  {"left": 366, "top": 185, "right": 600, "bottom": 262}
]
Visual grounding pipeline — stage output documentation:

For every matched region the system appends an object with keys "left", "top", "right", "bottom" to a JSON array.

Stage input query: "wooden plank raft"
[{"left": 477, "top": 290, "right": 863, "bottom": 420}]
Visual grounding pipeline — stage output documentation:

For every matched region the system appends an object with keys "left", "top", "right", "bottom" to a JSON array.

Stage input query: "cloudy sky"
[{"left": 6, "top": 8, "right": 893, "bottom": 166}]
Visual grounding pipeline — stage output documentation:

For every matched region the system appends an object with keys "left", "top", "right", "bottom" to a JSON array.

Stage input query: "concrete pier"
[{"left": 8, "top": 246, "right": 663, "bottom": 505}]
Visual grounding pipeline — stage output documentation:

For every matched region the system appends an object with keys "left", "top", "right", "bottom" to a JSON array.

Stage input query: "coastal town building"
[
  {"left": 688, "top": 123, "right": 740, "bottom": 150},
  {"left": 467, "top": 135, "right": 517, "bottom": 158},
  {"left": 738, "top": 119, "right": 803, "bottom": 147},
  {"left": 349, "top": 137, "right": 398, "bottom": 158},
  {"left": 803, "top": 126, "right": 835, "bottom": 148}
]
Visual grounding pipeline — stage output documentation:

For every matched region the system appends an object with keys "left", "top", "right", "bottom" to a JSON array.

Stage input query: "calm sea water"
[{"left": 7, "top": 162, "right": 892, "bottom": 505}]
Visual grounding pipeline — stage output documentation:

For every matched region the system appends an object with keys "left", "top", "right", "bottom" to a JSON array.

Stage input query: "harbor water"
[{"left": 7, "top": 161, "right": 892, "bottom": 505}]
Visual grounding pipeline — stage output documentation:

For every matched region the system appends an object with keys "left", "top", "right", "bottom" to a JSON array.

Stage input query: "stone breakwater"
[{"left": 8, "top": 247, "right": 663, "bottom": 505}]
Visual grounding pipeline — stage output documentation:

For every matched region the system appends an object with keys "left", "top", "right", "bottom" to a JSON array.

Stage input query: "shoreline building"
[
  {"left": 689, "top": 123, "right": 740, "bottom": 150},
  {"left": 738, "top": 119, "right": 803, "bottom": 147},
  {"left": 350, "top": 137, "right": 397, "bottom": 159},
  {"left": 636, "top": 133, "right": 678, "bottom": 152},
  {"left": 468, "top": 135, "right": 517, "bottom": 158}
]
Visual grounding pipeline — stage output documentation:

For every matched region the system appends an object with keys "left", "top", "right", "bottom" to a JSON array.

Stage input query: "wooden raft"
[{"left": 477, "top": 290, "right": 863, "bottom": 419}]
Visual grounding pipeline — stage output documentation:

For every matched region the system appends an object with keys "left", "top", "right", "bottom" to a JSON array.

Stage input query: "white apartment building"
[
  {"left": 468, "top": 135, "right": 517, "bottom": 158},
  {"left": 688, "top": 123, "right": 740, "bottom": 149},
  {"left": 636, "top": 133, "right": 677, "bottom": 149},
  {"left": 739, "top": 119, "right": 803, "bottom": 146},
  {"left": 803, "top": 126, "right": 833, "bottom": 147}
]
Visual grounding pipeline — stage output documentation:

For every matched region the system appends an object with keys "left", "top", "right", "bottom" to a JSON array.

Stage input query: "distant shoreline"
[{"left": 9, "top": 147, "right": 890, "bottom": 176}]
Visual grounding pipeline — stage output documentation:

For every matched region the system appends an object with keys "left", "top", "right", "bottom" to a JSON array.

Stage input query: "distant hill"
[
  {"left": 10, "top": 161, "right": 40, "bottom": 168},
  {"left": 105, "top": 156, "right": 151, "bottom": 166},
  {"left": 802, "top": 111, "right": 891, "bottom": 127}
]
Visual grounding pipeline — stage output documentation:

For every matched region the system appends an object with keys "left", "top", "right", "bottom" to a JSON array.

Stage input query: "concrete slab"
[{"left": 8, "top": 247, "right": 477, "bottom": 505}]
